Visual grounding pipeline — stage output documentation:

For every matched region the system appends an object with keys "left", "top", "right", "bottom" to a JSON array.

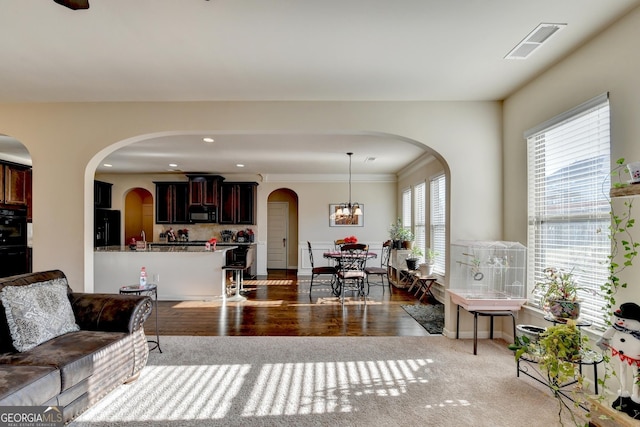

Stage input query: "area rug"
[
  {"left": 69, "top": 336, "right": 582, "bottom": 426},
  {"left": 401, "top": 303, "right": 444, "bottom": 334}
]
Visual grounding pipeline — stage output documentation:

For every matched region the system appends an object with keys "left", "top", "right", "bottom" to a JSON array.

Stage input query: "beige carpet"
[{"left": 70, "top": 336, "right": 585, "bottom": 426}]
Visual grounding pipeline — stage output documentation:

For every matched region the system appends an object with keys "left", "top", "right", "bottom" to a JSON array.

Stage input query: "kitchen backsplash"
[{"left": 152, "top": 223, "right": 257, "bottom": 242}]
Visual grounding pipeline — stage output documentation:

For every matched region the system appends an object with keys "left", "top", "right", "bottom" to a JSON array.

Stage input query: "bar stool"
[{"left": 223, "top": 247, "right": 254, "bottom": 302}]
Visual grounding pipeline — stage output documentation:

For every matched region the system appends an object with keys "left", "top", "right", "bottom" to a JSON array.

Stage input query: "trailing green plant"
[
  {"left": 594, "top": 157, "right": 640, "bottom": 417},
  {"left": 389, "top": 218, "right": 413, "bottom": 241},
  {"left": 510, "top": 321, "right": 590, "bottom": 426},
  {"left": 602, "top": 158, "right": 639, "bottom": 320}
]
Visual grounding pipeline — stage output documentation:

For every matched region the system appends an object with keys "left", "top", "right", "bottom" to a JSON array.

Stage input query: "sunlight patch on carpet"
[{"left": 73, "top": 358, "right": 432, "bottom": 423}]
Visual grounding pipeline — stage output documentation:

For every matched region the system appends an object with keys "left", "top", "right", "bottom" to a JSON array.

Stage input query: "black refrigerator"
[{"left": 94, "top": 209, "right": 121, "bottom": 247}]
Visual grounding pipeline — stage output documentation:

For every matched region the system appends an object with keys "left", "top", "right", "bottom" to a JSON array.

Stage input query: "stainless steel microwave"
[{"left": 189, "top": 207, "right": 217, "bottom": 223}]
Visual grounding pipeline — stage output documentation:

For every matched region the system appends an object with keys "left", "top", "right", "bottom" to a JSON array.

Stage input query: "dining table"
[{"left": 323, "top": 250, "right": 377, "bottom": 298}]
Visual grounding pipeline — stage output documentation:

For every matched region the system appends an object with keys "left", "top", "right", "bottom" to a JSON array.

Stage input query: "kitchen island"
[{"left": 94, "top": 244, "right": 237, "bottom": 301}]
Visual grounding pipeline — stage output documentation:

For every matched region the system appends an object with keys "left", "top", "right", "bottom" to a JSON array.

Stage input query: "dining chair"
[
  {"left": 336, "top": 243, "right": 369, "bottom": 303},
  {"left": 364, "top": 240, "right": 391, "bottom": 294},
  {"left": 307, "top": 241, "right": 337, "bottom": 296}
]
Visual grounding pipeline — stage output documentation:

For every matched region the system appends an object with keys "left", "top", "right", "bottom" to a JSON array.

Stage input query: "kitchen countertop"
[
  {"left": 151, "top": 241, "right": 255, "bottom": 246},
  {"left": 94, "top": 244, "right": 238, "bottom": 252}
]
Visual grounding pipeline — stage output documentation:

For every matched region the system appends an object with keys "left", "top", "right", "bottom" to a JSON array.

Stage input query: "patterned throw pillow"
[{"left": 1, "top": 278, "right": 80, "bottom": 352}]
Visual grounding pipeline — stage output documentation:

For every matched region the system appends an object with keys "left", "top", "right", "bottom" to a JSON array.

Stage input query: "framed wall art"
[{"left": 329, "top": 204, "right": 364, "bottom": 227}]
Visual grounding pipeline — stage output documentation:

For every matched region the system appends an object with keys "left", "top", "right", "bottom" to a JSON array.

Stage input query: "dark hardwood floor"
[{"left": 146, "top": 269, "right": 433, "bottom": 337}]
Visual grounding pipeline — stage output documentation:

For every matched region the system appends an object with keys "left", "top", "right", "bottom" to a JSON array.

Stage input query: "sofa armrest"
[{"left": 69, "top": 293, "right": 153, "bottom": 334}]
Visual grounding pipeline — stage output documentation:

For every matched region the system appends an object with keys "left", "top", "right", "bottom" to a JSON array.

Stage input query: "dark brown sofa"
[{"left": 0, "top": 270, "right": 153, "bottom": 422}]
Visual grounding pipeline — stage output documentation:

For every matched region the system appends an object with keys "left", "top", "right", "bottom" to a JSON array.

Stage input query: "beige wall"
[
  {"left": 0, "top": 101, "right": 502, "bottom": 299},
  {"left": 503, "top": 7, "right": 640, "bottom": 306}
]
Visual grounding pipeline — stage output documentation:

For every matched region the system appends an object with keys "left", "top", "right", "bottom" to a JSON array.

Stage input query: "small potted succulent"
[{"left": 533, "top": 267, "right": 582, "bottom": 320}]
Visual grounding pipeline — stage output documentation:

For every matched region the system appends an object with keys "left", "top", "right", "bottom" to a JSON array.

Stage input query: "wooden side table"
[{"left": 119, "top": 284, "right": 162, "bottom": 353}]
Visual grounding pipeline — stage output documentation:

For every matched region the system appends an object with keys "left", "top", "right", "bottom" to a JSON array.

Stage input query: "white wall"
[
  {"left": 504, "top": 7, "right": 640, "bottom": 304},
  {"left": 503, "top": 6, "right": 640, "bottom": 396}
]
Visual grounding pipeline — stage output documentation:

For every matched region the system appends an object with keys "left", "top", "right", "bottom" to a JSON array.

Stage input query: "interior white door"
[{"left": 267, "top": 202, "right": 288, "bottom": 269}]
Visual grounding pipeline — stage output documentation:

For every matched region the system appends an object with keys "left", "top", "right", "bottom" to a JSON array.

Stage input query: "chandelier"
[{"left": 333, "top": 152, "right": 362, "bottom": 224}]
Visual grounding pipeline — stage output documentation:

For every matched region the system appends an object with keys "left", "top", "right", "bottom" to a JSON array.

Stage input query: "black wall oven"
[{"left": 0, "top": 208, "right": 28, "bottom": 278}]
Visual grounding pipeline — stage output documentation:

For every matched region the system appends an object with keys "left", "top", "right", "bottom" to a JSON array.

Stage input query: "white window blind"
[
  {"left": 526, "top": 93, "right": 610, "bottom": 329},
  {"left": 430, "top": 174, "right": 446, "bottom": 275},
  {"left": 414, "top": 182, "right": 426, "bottom": 258},
  {"left": 402, "top": 188, "right": 412, "bottom": 231}
]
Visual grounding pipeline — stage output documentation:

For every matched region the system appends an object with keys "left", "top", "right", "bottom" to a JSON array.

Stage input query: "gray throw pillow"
[{"left": 1, "top": 278, "right": 80, "bottom": 352}]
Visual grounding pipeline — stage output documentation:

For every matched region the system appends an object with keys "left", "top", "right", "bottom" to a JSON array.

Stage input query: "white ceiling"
[{"left": 1, "top": 0, "right": 638, "bottom": 175}]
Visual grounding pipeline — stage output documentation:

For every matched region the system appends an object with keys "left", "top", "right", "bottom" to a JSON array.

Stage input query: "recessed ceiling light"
[
  {"left": 203, "top": 137, "right": 214, "bottom": 143},
  {"left": 365, "top": 157, "right": 376, "bottom": 163},
  {"left": 103, "top": 163, "right": 113, "bottom": 168},
  {"left": 169, "top": 163, "right": 178, "bottom": 168},
  {"left": 236, "top": 164, "right": 245, "bottom": 168}
]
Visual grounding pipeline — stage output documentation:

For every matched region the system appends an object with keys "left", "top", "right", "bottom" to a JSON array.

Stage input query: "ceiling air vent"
[{"left": 505, "top": 23, "right": 567, "bottom": 60}]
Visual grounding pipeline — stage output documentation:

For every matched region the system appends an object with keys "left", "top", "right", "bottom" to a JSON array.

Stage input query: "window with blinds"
[
  {"left": 526, "top": 93, "right": 610, "bottom": 330},
  {"left": 402, "top": 188, "right": 412, "bottom": 231},
  {"left": 414, "top": 182, "right": 426, "bottom": 258},
  {"left": 430, "top": 174, "right": 446, "bottom": 275}
]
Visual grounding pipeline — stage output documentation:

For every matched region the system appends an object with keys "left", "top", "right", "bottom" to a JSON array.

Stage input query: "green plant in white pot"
[
  {"left": 424, "top": 249, "right": 439, "bottom": 275},
  {"left": 534, "top": 267, "right": 583, "bottom": 320}
]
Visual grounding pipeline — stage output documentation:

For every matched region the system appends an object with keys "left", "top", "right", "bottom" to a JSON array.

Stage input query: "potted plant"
[
  {"left": 398, "top": 227, "right": 414, "bottom": 249},
  {"left": 509, "top": 320, "right": 588, "bottom": 425},
  {"left": 388, "top": 218, "right": 413, "bottom": 249},
  {"left": 419, "top": 248, "right": 439, "bottom": 276},
  {"left": 533, "top": 267, "right": 582, "bottom": 320},
  {"left": 388, "top": 218, "right": 403, "bottom": 249},
  {"left": 406, "top": 246, "right": 423, "bottom": 271}
]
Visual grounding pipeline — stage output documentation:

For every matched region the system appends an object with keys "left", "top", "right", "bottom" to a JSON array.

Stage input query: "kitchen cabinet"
[
  {"left": 220, "top": 182, "right": 258, "bottom": 225},
  {"left": 155, "top": 182, "right": 189, "bottom": 224},
  {"left": 94, "top": 180, "right": 112, "bottom": 209},
  {"left": 26, "top": 169, "right": 32, "bottom": 221},
  {"left": 186, "top": 174, "right": 223, "bottom": 207},
  {"left": 3, "top": 163, "right": 29, "bottom": 206}
]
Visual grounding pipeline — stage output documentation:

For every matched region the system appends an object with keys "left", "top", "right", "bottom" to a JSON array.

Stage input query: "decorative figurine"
[{"left": 597, "top": 302, "right": 640, "bottom": 419}]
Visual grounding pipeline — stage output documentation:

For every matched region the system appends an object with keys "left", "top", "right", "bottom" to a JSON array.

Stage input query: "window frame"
[{"left": 525, "top": 93, "right": 610, "bottom": 330}]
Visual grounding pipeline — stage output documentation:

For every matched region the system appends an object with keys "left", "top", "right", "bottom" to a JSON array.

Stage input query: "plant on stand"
[
  {"left": 405, "top": 246, "right": 423, "bottom": 271},
  {"left": 534, "top": 267, "right": 583, "bottom": 320},
  {"left": 388, "top": 217, "right": 414, "bottom": 249}
]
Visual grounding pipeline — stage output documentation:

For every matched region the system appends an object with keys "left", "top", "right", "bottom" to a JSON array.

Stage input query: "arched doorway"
[
  {"left": 124, "top": 188, "right": 153, "bottom": 244},
  {"left": 267, "top": 188, "right": 298, "bottom": 272}
]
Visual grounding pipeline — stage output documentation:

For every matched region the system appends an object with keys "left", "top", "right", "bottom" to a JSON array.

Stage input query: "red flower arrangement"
[{"left": 343, "top": 235, "right": 358, "bottom": 244}]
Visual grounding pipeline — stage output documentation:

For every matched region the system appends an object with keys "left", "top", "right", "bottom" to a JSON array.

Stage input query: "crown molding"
[{"left": 261, "top": 173, "right": 397, "bottom": 183}]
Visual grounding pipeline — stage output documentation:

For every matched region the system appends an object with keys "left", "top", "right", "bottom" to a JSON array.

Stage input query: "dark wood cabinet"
[
  {"left": 94, "top": 180, "right": 113, "bottom": 209},
  {"left": 220, "top": 182, "right": 257, "bottom": 225},
  {"left": 26, "top": 169, "right": 32, "bottom": 221},
  {"left": 4, "top": 164, "right": 29, "bottom": 206},
  {"left": 186, "top": 174, "right": 223, "bottom": 207},
  {"left": 155, "top": 182, "right": 189, "bottom": 224}
]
